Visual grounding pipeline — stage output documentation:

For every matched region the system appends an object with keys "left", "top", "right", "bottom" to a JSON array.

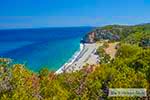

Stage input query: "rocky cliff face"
[
  {"left": 82, "top": 24, "right": 150, "bottom": 48},
  {"left": 82, "top": 26, "right": 121, "bottom": 43},
  {"left": 81, "top": 32, "right": 96, "bottom": 43}
]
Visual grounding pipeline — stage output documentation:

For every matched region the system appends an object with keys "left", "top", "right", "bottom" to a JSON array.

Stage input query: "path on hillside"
[{"left": 104, "top": 42, "right": 119, "bottom": 59}]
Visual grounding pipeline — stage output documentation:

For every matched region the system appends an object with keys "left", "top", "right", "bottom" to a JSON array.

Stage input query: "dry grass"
[{"left": 104, "top": 42, "right": 119, "bottom": 59}]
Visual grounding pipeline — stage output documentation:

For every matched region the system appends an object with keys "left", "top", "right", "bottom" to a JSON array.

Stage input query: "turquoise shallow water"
[{"left": 0, "top": 27, "right": 92, "bottom": 72}]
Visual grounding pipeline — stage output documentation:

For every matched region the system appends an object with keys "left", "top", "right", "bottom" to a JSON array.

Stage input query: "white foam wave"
[{"left": 55, "top": 43, "right": 84, "bottom": 74}]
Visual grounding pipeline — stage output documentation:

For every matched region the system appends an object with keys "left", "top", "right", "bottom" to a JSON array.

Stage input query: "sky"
[{"left": 0, "top": 0, "right": 150, "bottom": 29}]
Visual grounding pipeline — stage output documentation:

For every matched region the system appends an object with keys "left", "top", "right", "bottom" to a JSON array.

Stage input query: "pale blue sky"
[{"left": 0, "top": 0, "right": 150, "bottom": 29}]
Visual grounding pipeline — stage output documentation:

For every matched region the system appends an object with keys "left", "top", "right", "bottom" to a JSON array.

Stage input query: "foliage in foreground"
[
  {"left": 0, "top": 24, "right": 150, "bottom": 100},
  {"left": 0, "top": 43, "right": 149, "bottom": 100}
]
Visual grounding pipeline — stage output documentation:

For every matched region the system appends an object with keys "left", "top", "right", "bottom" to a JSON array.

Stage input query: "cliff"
[{"left": 82, "top": 23, "right": 150, "bottom": 44}]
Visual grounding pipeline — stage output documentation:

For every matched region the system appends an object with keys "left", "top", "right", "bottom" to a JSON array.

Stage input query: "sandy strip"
[
  {"left": 104, "top": 42, "right": 119, "bottom": 59},
  {"left": 55, "top": 43, "right": 102, "bottom": 74}
]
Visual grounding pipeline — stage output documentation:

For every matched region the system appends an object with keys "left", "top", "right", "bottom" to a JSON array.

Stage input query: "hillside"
[
  {"left": 0, "top": 23, "right": 150, "bottom": 99},
  {"left": 83, "top": 23, "right": 150, "bottom": 47}
]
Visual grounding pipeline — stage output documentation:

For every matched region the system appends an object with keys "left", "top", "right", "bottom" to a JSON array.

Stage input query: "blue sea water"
[{"left": 0, "top": 27, "right": 92, "bottom": 72}]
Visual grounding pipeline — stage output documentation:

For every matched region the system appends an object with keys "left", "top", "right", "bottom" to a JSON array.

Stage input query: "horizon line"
[
  {"left": 0, "top": 22, "right": 150, "bottom": 30},
  {"left": 0, "top": 26, "right": 95, "bottom": 30}
]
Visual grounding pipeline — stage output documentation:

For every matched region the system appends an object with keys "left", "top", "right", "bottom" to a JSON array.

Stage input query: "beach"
[{"left": 55, "top": 43, "right": 102, "bottom": 74}]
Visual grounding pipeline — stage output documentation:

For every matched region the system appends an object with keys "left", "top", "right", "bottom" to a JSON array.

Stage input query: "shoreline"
[
  {"left": 55, "top": 42, "right": 101, "bottom": 74},
  {"left": 55, "top": 43, "right": 84, "bottom": 74}
]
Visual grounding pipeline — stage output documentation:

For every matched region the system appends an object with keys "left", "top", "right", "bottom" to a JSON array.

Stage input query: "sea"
[{"left": 0, "top": 27, "right": 92, "bottom": 72}]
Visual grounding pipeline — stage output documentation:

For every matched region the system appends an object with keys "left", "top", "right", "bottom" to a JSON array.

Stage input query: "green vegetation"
[
  {"left": 96, "top": 45, "right": 111, "bottom": 64},
  {"left": 91, "top": 23, "right": 150, "bottom": 43},
  {"left": 0, "top": 23, "right": 150, "bottom": 99}
]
